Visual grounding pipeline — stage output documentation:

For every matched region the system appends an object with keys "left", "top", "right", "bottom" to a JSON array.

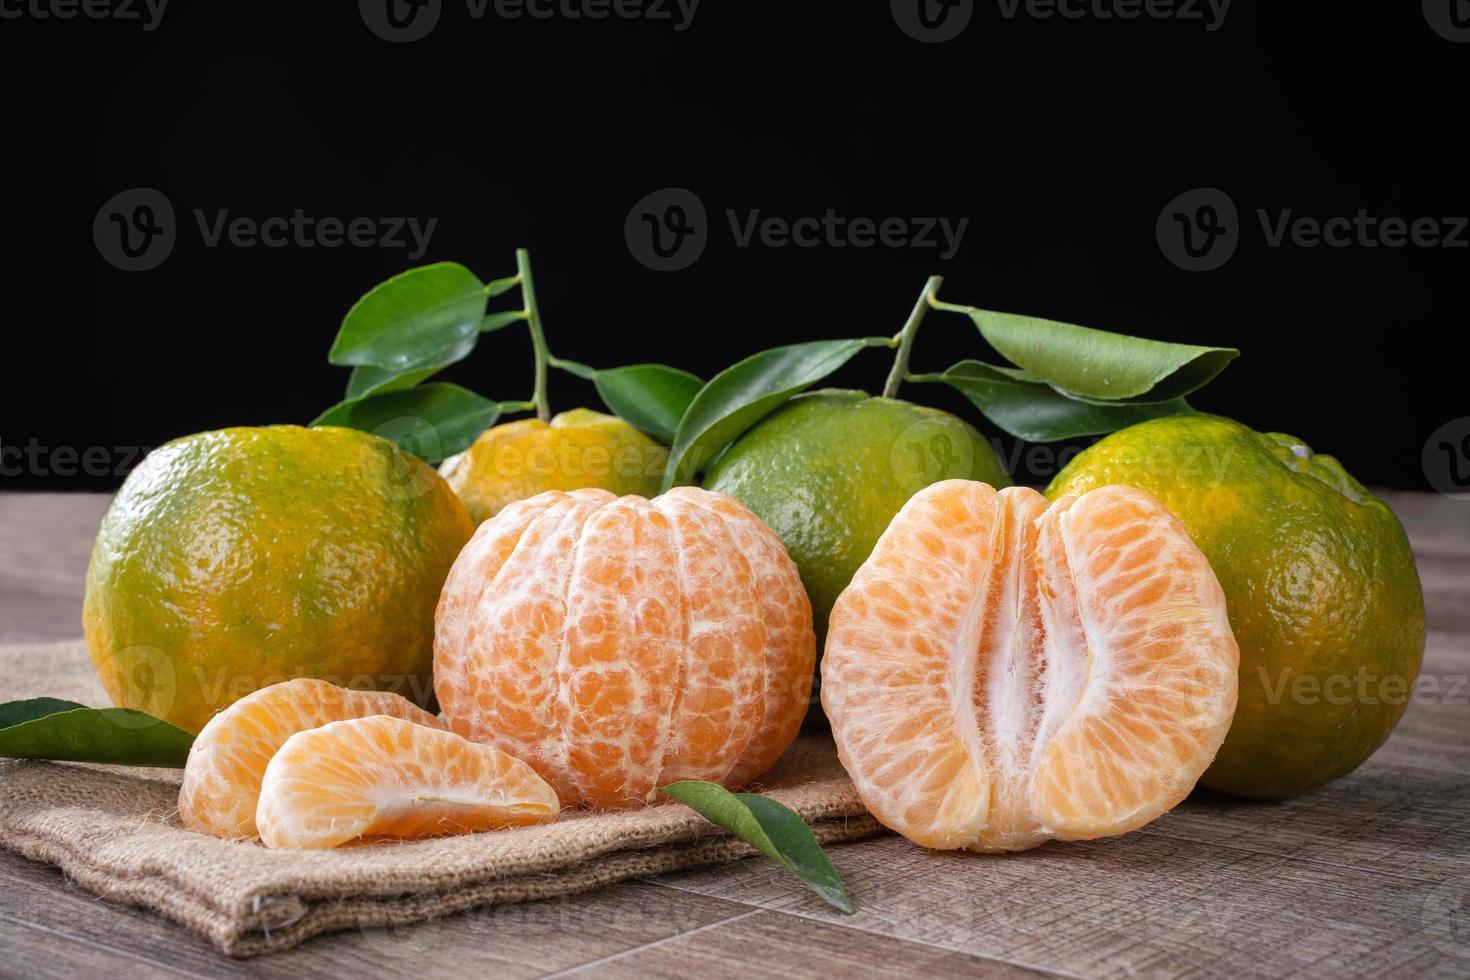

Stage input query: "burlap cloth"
[{"left": 0, "top": 640, "right": 882, "bottom": 957}]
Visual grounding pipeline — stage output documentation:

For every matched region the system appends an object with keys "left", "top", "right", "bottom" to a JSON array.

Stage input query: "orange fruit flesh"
[
  {"left": 255, "top": 715, "right": 560, "bottom": 850},
  {"left": 435, "top": 487, "right": 814, "bottom": 809},
  {"left": 821, "top": 481, "right": 1238, "bottom": 852},
  {"left": 178, "top": 678, "right": 446, "bottom": 839}
]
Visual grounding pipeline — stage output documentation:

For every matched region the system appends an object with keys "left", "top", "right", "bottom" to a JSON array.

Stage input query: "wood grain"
[{"left": 0, "top": 489, "right": 1467, "bottom": 978}]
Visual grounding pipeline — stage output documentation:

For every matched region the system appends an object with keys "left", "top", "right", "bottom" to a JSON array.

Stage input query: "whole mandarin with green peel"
[
  {"left": 703, "top": 389, "right": 1011, "bottom": 647},
  {"left": 438, "top": 408, "right": 667, "bottom": 524},
  {"left": 83, "top": 425, "right": 473, "bottom": 733},
  {"left": 1046, "top": 413, "right": 1424, "bottom": 799}
]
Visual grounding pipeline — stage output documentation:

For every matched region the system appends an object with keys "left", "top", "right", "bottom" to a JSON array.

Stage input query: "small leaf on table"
[
  {"left": 0, "top": 701, "right": 195, "bottom": 768},
  {"left": 952, "top": 306, "right": 1237, "bottom": 402},
  {"left": 328, "top": 262, "right": 490, "bottom": 371},
  {"left": 660, "top": 780, "right": 853, "bottom": 914},
  {"left": 313, "top": 383, "right": 502, "bottom": 464},
  {"left": 662, "top": 338, "right": 891, "bottom": 489},
  {"left": 0, "top": 697, "right": 87, "bottom": 729},
  {"left": 916, "top": 360, "right": 1192, "bottom": 442}
]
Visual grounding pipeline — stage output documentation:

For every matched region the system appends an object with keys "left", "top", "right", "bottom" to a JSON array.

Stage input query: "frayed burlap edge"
[
  {"left": 0, "top": 641, "right": 884, "bottom": 957},
  {"left": 0, "top": 776, "right": 882, "bottom": 957}
]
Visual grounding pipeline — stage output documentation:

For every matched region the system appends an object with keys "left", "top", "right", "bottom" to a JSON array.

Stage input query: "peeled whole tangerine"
[
  {"left": 433, "top": 486, "right": 816, "bottom": 808},
  {"left": 821, "top": 480, "right": 1239, "bottom": 852}
]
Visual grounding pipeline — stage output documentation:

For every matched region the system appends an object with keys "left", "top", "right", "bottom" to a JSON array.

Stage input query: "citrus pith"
[
  {"left": 178, "top": 678, "right": 448, "bottom": 839},
  {"left": 434, "top": 486, "right": 815, "bottom": 808},
  {"left": 255, "top": 715, "right": 560, "bottom": 849},
  {"left": 822, "top": 480, "right": 1239, "bottom": 851}
]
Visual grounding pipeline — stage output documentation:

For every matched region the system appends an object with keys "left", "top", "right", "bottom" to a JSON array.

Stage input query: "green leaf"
[
  {"left": 916, "top": 360, "right": 1191, "bottom": 442},
  {"left": 662, "top": 338, "right": 891, "bottom": 489},
  {"left": 344, "top": 335, "right": 479, "bottom": 399},
  {"left": 593, "top": 364, "right": 705, "bottom": 443},
  {"left": 950, "top": 305, "right": 1237, "bottom": 402},
  {"left": 660, "top": 781, "right": 852, "bottom": 914},
  {"left": 313, "top": 383, "right": 501, "bottom": 464},
  {"left": 328, "top": 263, "right": 489, "bottom": 370},
  {"left": 0, "top": 697, "right": 87, "bottom": 730},
  {"left": 0, "top": 702, "right": 195, "bottom": 768}
]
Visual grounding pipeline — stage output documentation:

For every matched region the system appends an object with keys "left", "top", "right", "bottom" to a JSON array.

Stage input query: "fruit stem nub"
[
  {"left": 517, "top": 248, "right": 552, "bottom": 421},
  {"left": 883, "top": 276, "right": 943, "bottom": 399}
]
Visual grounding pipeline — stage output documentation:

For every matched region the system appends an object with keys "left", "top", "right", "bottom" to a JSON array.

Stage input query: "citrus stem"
[
  {"left": 883, "top": 276, "right": 943, "bottom": 399},
  {"left": 927, "top": 297, "right": 975, "bottom": 316},
  {"left": 517, "top": 248, "right": 552, "bottom": 421}
]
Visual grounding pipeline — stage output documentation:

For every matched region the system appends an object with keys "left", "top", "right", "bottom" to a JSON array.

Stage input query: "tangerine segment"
[
  {"left": 435, "top": 487, "right": 815, "bottom": 808},
  {"left": 255, "top": 715, "right": 559, "bottom": 850},
  {"left": 178, "top": 678, "right": 446, "bottom": 839},
  {"left": 821, "top": 481, "right": 1238, "bottom": 852},
  {"left": 678, "top": 489, "right": 815, "bottom": 787}
]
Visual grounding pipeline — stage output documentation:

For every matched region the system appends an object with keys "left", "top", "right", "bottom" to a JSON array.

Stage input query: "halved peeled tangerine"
[
  {"left": 178, "top": 678, "right": 448, "bottom": 839},
  {"left": 821, "top": 481, "right": 1239, "bottom": 852},
  {"left": 255, "top": 715, "right": 560, "bottom": 850}
]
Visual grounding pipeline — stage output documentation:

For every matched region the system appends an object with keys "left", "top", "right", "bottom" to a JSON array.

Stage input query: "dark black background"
[{"left": 1, "top": 1, "right": 1463, "bottom": 490}]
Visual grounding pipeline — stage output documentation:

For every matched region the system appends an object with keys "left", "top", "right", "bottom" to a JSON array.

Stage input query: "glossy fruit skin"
[
  {"left": 434, "top": 486, "right": 815, "bottom": 808},
  {"left": 439, "top": 408, "right": 668, "bottom": 524},
  {"left": 83, "top": 425, "right": 474, "bottom": 734},
  {"left": 703, "top": 390, "right": 1011, "bottom": 646},
  {"left": 1047, "top": 413, "right": 1425, "bottom": 799}
]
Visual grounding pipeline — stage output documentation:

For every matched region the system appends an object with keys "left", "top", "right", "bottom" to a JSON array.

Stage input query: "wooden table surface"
[{"left": 1, "top": 491, "right": 1467, "bottom": 979}]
